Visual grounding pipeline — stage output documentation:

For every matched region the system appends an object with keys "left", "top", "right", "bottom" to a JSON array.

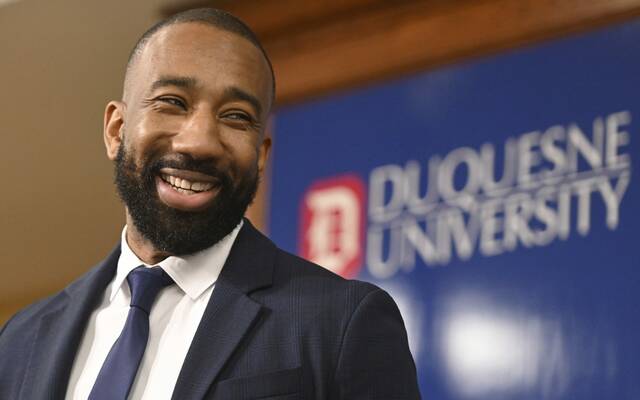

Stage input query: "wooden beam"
[
  {"left": 266, "top": 0, "right": 640, "bottom": 104},
  {"left": 163, "top": 0, "right": 400, "bottom": 39}
]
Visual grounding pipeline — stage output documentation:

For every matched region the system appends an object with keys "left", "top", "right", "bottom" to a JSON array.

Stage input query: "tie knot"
[{"left": 127, "top": 266, "right": 173, "bottom": 313}]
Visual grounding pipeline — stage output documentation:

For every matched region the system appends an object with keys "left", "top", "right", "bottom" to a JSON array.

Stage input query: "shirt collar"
[{"left": 111, "top": 220, "right": 243, "bottom": 302}]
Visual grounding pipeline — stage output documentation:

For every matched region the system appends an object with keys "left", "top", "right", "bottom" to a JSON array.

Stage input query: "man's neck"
[{"left": 124, "top": 217, "right": 172, "bottom": 265}]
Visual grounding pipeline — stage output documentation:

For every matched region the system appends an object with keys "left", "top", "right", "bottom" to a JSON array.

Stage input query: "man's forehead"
[
  {"left": 143, "top": 23, "right": 262, "bottom": 70},
  {"left": 125, "top": 22, "right": 272, "bottom": 106}
]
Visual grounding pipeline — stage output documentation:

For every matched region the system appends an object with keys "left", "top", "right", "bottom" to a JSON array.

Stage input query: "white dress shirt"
[{"left": 65, "top": 221, "right": 243, "bottom": 400}]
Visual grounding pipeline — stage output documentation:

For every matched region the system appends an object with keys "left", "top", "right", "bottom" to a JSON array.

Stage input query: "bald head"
[{"left": 123, "top": 8, "right": 275, "bottom": 107}]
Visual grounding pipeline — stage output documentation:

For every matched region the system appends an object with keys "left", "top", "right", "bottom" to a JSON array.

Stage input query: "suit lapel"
[
  {"left": 170, "top": 282, "right": 263, "bottom": 400},
  {"left": 172, "top": 220, "right": 276, "bottom": 400},
  {"left": 20, "top": 246, "right": 120, "bottom": 400}
]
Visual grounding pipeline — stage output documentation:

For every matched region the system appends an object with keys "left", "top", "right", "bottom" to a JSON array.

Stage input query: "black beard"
[{"left": 114, "top": 144, "right": 258, "bottom": 256}]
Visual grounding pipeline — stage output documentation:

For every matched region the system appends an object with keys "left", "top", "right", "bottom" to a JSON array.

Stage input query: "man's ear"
[
  {"left": 104, "top": 101, "right": 126, "bottom": 160},
  {"left": 258, "top": 136, "right": 272, "bottom": 174}
]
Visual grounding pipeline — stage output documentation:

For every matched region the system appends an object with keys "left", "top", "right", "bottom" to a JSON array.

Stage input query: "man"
[{"left": 0, "top": 8, "right": 420, "bottom": 400}]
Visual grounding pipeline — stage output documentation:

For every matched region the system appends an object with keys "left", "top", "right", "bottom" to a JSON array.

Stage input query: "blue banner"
[{"left": 270, "top": 19, "right": 639, "bottom": 399}]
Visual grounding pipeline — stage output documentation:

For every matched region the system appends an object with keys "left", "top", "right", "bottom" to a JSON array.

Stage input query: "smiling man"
[
  {"left": 0, "top": 8, "right": 420, "bottom": 400},
  {"left": 109, "top": 17, "right": 272, "bottom": 262}
]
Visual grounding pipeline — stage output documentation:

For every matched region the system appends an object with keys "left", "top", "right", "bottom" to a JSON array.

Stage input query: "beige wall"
[{"left": 0, "top": 0, "right": 169, "bottom": 323}]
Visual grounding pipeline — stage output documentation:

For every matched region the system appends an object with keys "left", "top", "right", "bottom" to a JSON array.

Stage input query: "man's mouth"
[
  {"left": 160, "top": 173, "right": 216, "bottom": 195},
  {"left": 155, "top": 168, "right": 222, "bottom": 211}
]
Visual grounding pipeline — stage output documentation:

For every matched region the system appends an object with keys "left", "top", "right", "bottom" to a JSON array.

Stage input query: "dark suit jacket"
[{"left": 0, "top": 220, "right": 420, "bottom": 399}]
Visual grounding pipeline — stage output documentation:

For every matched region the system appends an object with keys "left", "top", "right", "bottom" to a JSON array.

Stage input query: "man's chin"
[{"left": 137, "top": 217, "right": 229, "bottom": 256}]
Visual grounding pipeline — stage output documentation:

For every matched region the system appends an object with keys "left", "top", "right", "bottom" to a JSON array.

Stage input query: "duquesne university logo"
[
  {"left": 300, "top": 175, "right": 366, "bottom": 278},
  {"left": 298, "top": 111, "right": 632, "bottom": 281}
]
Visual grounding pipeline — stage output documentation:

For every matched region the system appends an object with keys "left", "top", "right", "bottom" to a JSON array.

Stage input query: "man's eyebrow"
[
  {"left": 150, "top": 76, "right": 198, "bottom": 92},
  {"left": 222, "top": 86, "right": 263, "bottom": 117}
]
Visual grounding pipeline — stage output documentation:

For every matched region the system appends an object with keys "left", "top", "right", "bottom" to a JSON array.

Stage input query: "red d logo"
[{"left": 299, "top": 174, "right": 366, "bottom": 278}]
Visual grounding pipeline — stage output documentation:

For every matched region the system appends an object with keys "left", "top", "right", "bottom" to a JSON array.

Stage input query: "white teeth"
[
  {"left": 176, "top": 178, "right": 192, "bottom": 190},
  {"left": 161, "top": 174, "right": 215, "bottom": 193}
]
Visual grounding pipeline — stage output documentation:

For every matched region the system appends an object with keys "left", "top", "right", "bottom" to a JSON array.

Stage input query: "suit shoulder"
[
  {"left": 273, "top": 247, "right": 380, "bottom": 299},
  {"left": 2, "top": 289, "right": 68, "bottom": 333},
  {"left": 1, "top": 250, "right": 115, "bottom": 337}
]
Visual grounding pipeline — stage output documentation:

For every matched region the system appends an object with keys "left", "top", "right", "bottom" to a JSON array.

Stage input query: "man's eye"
[
  {"left": 223, "top": 112, "right": 252, "bottom": 122},
  {"left": 158, "top": 97, "right": 186, "bottom": 109}
]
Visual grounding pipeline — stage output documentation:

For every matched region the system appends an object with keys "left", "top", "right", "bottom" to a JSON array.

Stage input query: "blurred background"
[{"left": 2, "top": 0, "right": 640, "bottom": 398}]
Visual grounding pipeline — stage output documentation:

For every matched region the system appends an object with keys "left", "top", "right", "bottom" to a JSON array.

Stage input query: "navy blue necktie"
[{"left": 89, "top": 266, "right": 173, "bottom": 400}]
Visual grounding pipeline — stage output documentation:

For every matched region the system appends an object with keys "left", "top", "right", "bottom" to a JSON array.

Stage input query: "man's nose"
[{"left": 171, "top": 110, "right": 224, "bottom": 159}]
